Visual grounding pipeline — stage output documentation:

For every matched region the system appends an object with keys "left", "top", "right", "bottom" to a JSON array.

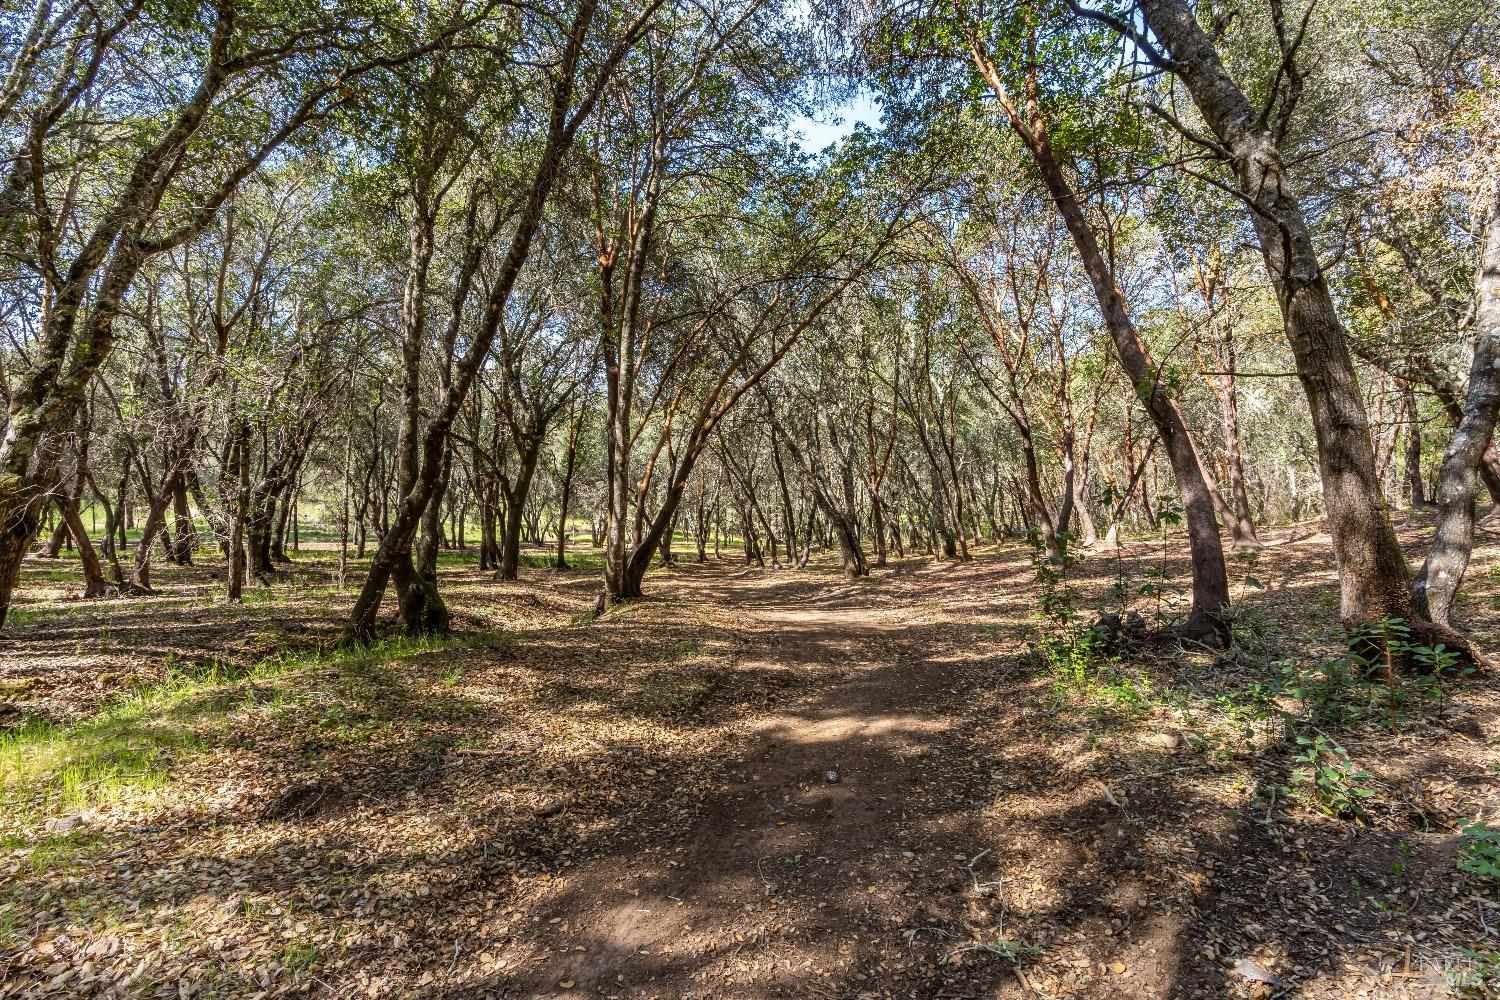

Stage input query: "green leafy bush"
[
  {"left": 1290, "top": 735, "right": 1376, "bottom": 819},
  {"left": 1459, "top": 821, "right": 1500, "bottom": 882}
]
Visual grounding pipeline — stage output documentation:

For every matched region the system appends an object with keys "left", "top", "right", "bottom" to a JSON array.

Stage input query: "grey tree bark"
[{"left": 1413, "top": 186, "right": 1500, "bottom": 628}]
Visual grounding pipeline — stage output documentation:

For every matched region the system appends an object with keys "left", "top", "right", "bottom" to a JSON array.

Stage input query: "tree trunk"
[
  {"left": 1075, "top": 471, "right": 1101, "bottom": 548},
  {"left": 1214, "top": 332, "right": 1261, "bottom": 549},
  {"left": 227, "top": 425, "right": 250, "bottom": 602},
  {"left": 498, "top": 443, "right": 541, "bottom": 581},
  {"left": 127, "top": 468, "right": 185, "bottom": 594},
  {"left": 0, "top": 499, "right": 42, "bottom": 628},
  {"left": 1413, "top": 188, "right": 1500, "bottom": 629},
  {"left": 555, "top": 411, "right": 582, "bottom": 569},
  {"left": 171, "top": 476, "right": 196, "bottom": 564},
  {"left": 970, "top": 37, "right": 1230, "bottom": 641},
  {"left": 1403, "top": 385, "right": 1428, "bottom": 510},
  {"left": 42, "top": 513, "right": 68, "bottom": 558},
  {"left": 61, "top": 496, "right": 109, "bottom": 598},
  {"left": 271, "top": 478, "right": 295, "bottom": 562},
  {"left": 247, "top": 495, "right": 278, "bottom": 577},
  {"left": 816, "top": 488, "right": 868, "bottom": 578},
  {"left": 1138, "top": 0, "right": 1415, "bottom": 633}
]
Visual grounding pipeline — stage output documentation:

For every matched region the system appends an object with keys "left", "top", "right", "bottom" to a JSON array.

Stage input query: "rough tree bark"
[
  {"left": 1134, "top": 0, "right": 1422, "bottom": 638},
  {"left": 1413, "top": 187, "right": 1500, "bottom": 628}
]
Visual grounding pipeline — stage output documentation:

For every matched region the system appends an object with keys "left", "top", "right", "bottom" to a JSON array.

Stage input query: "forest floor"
[{"left": 1, "top": 514, "right": 1498, "bottom": 999}]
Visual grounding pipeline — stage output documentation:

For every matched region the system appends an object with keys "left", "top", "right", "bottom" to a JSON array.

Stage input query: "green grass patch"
[
  {"left": 0, "top": 692, "right": 204, "bottom": 815},
  {"left": 3, "top": 606, "right": 49, "bottom": 627},
  {"left": 0, "top": 632, "right": 485, "bottom": 821}
]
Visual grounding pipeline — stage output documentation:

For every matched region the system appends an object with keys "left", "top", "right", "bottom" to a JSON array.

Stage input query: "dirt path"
[
  {"left": 482, "top": 573, "right": 1072, "bottom": 999},
  {"left": 460, "top": 554, "right": 1494, "bottom": 1000},
  {"left": 486, "top": 581, "right": 1008, "bottom": 995},
  {"left": 3, "top": 531, "right": 1496, "bottom": 1000}
]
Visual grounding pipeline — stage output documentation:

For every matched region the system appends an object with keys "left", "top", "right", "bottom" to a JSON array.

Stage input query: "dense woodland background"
[
  {"left": 0, "top": 0, "right": 1496, "bottom": 644},
  {"left": 2, "top": 0, "right": 1500, "bottom": 997}
]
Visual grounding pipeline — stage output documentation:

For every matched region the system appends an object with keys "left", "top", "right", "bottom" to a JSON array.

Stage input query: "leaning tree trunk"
[
  {"left": 271, "top": 477, "right": 296, "bottom": 563},
  {"left": 246, "top": 492, "right": 280, "bottom": 577},
  {"left": 1138, "top": 0, "right": 1417, "bottom": 636},
  {"left": 416, "top": 446, "right": 451, "bottom": 584},
  {"left": 42, "top": 513, "right": 68, "bottom": 558},
  {"left": 970, "top": 38, "right": 1230, "bottom": 642},
  {"left": 1075, "top": 473, "right": 1101, "bottom": 548},
  {"left": 60, "top": 496, "right": 109, "bottom": 598},
  {"left": 1413, "top": 187, "right": 1500, "bottom": 629},
  {"left": 127, "top": 468, "right": 185, "bottom": 594}
]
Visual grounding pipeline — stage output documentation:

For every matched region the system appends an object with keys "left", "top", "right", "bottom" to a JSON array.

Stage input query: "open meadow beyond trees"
[{"left": 3, "top": 0, "right": 1500, "bottom": 996}]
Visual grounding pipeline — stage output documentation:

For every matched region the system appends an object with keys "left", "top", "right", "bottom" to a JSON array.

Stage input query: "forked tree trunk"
[
  {"left": 247, "top": 497, "right": 279, "bottom": 577},
  {"left": 271, "top": 478, "right": 296, "bottom": 562},
  {"left": 1075, "top": 473, "right": 1101, "bottom": 548},
  {"left": 127, "top": 468, "right": 185, "bottom": 595},
  {"left": 819, "top": 492, "right": 868, "bottom": 579}
]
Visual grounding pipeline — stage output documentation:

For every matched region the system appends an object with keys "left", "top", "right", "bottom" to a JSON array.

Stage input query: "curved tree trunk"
[
  {"left": 1413, "top": 187, "right": 1500, "bottom": 629},
  {"left": 970, "top": 36, "right": 1230, "bottom": 642},
  {"left": 1138, "top": 0, "right": 1415, "bottom": 634}
]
